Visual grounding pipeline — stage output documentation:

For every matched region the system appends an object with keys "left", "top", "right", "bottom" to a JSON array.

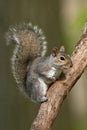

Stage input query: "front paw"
[{"left": 48, "top": 76, "right": 56, "bottom": 82}]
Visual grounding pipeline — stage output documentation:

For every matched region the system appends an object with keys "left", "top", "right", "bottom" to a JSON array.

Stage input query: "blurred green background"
[{"left": 0, "top": 0, "right": 87, "bottom": 130}]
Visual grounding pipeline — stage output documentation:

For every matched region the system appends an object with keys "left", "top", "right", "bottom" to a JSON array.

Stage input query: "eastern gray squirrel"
[{"left": 6, "top": 23, "right": 72, "bottom": 102}]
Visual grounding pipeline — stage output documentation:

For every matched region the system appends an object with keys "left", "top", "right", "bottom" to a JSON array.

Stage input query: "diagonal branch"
[{"left": 30, "top": 22, "right": 87, "bottom": 130}]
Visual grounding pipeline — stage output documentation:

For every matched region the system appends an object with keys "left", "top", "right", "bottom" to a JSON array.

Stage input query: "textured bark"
[{"left": 30, "top": 23, "right": 87, "bottom": 130}]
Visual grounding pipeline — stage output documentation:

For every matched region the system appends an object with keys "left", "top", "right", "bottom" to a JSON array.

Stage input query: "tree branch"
[{"left": 30, "top": 22, "right": 87, "bottom": 130}]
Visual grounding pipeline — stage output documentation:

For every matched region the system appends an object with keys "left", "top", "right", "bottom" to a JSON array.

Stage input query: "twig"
[{"left": 30, "top": 22, "right": 87, "bottom": 130}]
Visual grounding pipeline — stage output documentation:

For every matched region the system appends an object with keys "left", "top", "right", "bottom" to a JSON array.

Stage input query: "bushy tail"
[{"left": 6, "top": 23, "right": 47, "bottom": 89}]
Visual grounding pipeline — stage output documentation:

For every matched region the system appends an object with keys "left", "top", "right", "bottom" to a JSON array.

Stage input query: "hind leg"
[{"left": 32, "top": 78, "right": 48, "bottom": 102}]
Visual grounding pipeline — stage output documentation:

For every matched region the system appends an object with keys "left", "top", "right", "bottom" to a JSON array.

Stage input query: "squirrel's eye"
[{"left": 60, "top": 56, "right": 65, "bottom": 61}]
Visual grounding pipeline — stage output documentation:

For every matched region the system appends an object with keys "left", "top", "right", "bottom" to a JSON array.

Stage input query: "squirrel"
[{"left": 6, "top": 23, "right": 72, "bottom": 103}]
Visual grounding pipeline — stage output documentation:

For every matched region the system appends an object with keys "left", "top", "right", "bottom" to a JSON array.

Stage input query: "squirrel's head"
[{"left": 52, "top": 46, "right": 73, "bottom": 69}]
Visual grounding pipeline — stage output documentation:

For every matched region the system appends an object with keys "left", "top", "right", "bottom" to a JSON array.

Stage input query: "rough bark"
[{"left": 30, "top": 22, "right": 87, "bottom": 130}]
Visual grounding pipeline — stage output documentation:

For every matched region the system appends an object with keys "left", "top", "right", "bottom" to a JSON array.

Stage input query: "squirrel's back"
[{"left": 6, "top": 23, "right": 47, "bottom": 89}]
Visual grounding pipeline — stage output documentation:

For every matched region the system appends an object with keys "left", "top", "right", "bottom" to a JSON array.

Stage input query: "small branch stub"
[{"left": 30, "top": 22, "right": 87, "bottom": 130}]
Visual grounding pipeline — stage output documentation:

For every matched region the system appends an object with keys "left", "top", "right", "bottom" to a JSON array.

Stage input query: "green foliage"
[{"left": 75, "top": 7, "right": 87, "bottom": 30}]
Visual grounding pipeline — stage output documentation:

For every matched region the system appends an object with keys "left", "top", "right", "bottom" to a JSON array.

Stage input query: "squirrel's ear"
[
  {"left": 52, "top": 47, "right": 58, "bottom": 57},
  {"left": 59, "top": 46, "right": 65, "bottom": 52}
]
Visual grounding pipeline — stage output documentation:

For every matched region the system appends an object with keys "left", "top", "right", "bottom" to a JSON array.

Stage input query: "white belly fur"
[{"left": 46, "top": 67, "right": 56, "bottom": 78}]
